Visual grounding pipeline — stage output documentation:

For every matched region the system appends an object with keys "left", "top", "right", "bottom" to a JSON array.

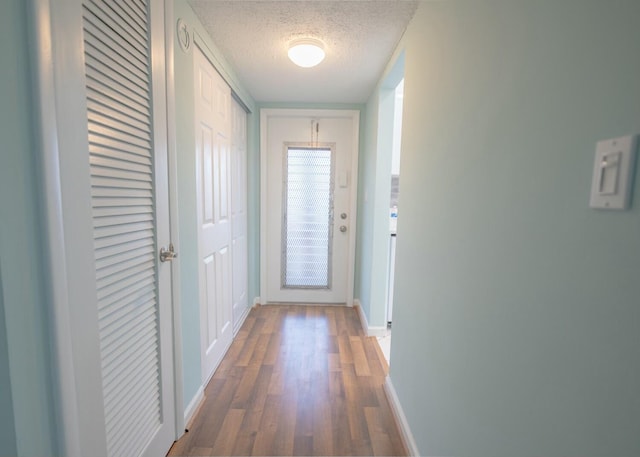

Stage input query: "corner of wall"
[{"left": 354, "top": 299, "right": 388, "bottom": 337}]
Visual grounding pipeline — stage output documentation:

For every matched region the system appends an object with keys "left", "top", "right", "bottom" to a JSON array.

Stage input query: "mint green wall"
[
  {"left": 389, "top": 2, "right": 640, "bottom": 456},
  {"left": 0, "top": 267, "right": 17, "bottom": 457},
  {"left": 0, "top": 1, "right": 57, "bottom": 455},
  {"left": 354, "top": 99, "right": 377, "bottom": 318},
  {"left": 247, "top": 109, "right": 260, "bottom": 304},
  {"left": 173, "top": 0, "right": 256, "bottom": 409},
  {"left": 173, "top": 0, "right": 201, "bottom": 409},
  {"left": 369, "top": 89, "right": 396, "bottom": 328}
]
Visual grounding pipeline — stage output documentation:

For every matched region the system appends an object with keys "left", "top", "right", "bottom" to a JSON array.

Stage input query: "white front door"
[
  {"left": 261, "top": 109, "right": 360, "bottom": 304},
  {"left": 194, "top": 45, "right": 234, "bottom": 382}
]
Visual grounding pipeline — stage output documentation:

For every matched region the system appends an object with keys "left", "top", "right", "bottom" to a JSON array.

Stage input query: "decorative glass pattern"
[{"left": 282, "top": 146, "right": 334, "bottom": 289}]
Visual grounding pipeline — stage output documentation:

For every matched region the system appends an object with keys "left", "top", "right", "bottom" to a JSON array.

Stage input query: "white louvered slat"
[
  {"left": 110, "top": 394, "right": 160, "bottom": 457},
  {"left": 90, "top": 153, "right": 152, "bottom": 172},
  {"left": 98, "top": 291, "right": 156, "bottom": 330},
  {"left": 101, "top": 315, "right": 157, "bottom": 373},
  {"left": 98, "top": 282, "right": 156, "bottom": 322},
  {"left": 82, "top": 0, "right": 162, "bottom": 455},
  {"left": 90, "top": 168, "right": 153, "bottom": 186},
  {"left": 87, "top": 89, "right": 151, "bottom": 127},
  {"left": 83, "top": 3, "right": 148, "bottom": 61},
  {"left": 91, "top": 187, "right": 153, "bottom": 199},
  {"left": 93, "top": 212, "right": 154, "bottom": 229},
  {"left": 94, "top": 237, "right": 154, "bottom": 262},
  {"left": 85, "top": 66, "right": 149, "bottom": 110},
  {"left": 97, "top": 262, "right": 154, "bottom": 296},
  {"left": 93, "top": 205, "right": 153, "bottom": 218},
  {"left": 84, "top": 40, "right": 148, "bottom": 92},
  {"left": 94, "top": 242, "right": 153, "bottom": 264},
  {"left": 89, "top": 123, "right": 152, "bottom": 150},
  {"left": 86, "top": 80, "right": 150, "bottom": 121},
  {"left": 94, "top": 233, "right": 155, "bottom": 255},
  {"left": 91, "top": 177, "right": 153, "bottom": 192},
  {"left": 89, "top": 132, "right": 152, "bottom": 158},
  {"left": 96, "top": 268, "right": 154, "bottom": 302},
  {"left": 92, "top": 197, "right": 154, "bottom": 208},
  {"left": 83, "top": 15, "right": 147, "bottom": 64},
  {"left": 96, "top": 249, "right": 155, "bottom": 280},
  {"left": 87, "top": 109, "right": 151, "bottom": 142},
  {"left": 104, "top": 2, "right": 148, "bottom": 48},
  {"left": 87, "top": 99, "right": 150, "bottom": 134}
]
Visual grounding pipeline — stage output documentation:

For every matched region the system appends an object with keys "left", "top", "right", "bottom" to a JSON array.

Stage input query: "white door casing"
[
  {"left": 194, "top": 44, "right": 234, "bottom": 383},
  {"left": 231, "top": 98, "right": 249, "bottom": 331},
  {"left": 41, "top": 0, "right": 176, "bottom": 456},
  {"left": 260, "top": 109, "right": 360, "bottom": 305}
]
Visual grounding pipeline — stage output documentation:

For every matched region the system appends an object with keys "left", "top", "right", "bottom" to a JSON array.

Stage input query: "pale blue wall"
[
  {"left": 0, "top": 1, "right": 58, "bottom": 455},
  {"left": 354, "top": 99, "right": 377, "bottom": 318},
  {"left": 389, "top": 2, "right": 640, "bottom": 456},
  {"left": 0, "top": 267, "right": 17, "bottom": 457},
  {"left": 173, "top": 0, "right": 256, "bottom": 409},
  {"left": 173, "top": 0, "right": 202, "bottom": 409}
]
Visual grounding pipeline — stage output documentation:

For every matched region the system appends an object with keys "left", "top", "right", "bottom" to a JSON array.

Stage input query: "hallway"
[{"left": 168, "top": 305, "right": 406, "bottom": 456}]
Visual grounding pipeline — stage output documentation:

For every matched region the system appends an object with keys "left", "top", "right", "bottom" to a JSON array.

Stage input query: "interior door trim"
[
  {"left": 29, "top": 0, "right": 82, "bottom": 454},
  {"left": 259, "top": 108, "right": 360, "bottom": 306}
]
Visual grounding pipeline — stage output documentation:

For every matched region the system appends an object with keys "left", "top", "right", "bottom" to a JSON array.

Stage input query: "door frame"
[
  {"left": 259, "top": 109, "right": 360, "bottom": 306},
  {"left": 29, "top": 0, "right": 183, "bottom": 455}
]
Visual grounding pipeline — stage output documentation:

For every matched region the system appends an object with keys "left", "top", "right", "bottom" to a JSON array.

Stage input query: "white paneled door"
[
  {"left": 194, "top": 45, "right": 234, "bottom": 383},
  {"left": 261, "top": 110, "right": 360, "bottom": 304},
  {"left": 231, "top": 98, "right": 249, "bottom": 331}
]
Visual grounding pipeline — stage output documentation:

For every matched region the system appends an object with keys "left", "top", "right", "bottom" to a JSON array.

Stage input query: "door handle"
[{"left": 159, "top": 243, "right": 178, "bottom": 262}]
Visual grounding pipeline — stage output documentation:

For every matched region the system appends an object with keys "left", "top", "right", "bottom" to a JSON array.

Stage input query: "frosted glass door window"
[{"left": 282, "top": 146, "right": 334, "bottom": 289}]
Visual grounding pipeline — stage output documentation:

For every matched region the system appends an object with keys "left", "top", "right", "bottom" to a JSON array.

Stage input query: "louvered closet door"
[{"left": 83, "top": 1, "right": 174, "bottom": 456}]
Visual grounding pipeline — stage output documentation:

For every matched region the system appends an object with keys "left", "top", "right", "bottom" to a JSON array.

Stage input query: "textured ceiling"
[{"left": 187, "top": 0, "right": 419, "bottom": 103}]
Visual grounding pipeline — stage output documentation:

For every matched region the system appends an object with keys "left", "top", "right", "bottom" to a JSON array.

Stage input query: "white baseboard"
[
  {"left": 183, "top": 386, "right": 204, "bottom": 430},
  {"left": 354, "top": 299, "right": 389, "bottom": 337},
  {"left": 367, "top": 325, "right": 389, "bottom": 337},
  {"left": 233, "top": 305, "right": 251, "bottom": 336},
  {"left": 253, "top": 296, "right": 261, "bottom": 307},
  {"left": 384, "top": 376, "right": 420, "bottom": 456},
  {"left": 354, "top": 299, "right": 367, "bottom": 332}
]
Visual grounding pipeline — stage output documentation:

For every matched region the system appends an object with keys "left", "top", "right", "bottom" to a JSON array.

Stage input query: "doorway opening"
[{"left": 378, "top": 77, "right": 404, "bottom": 363}]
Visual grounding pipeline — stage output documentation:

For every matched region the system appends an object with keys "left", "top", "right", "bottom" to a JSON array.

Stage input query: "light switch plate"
[{"left": 589, "top": 135, "right": 637, "bottom": 210}]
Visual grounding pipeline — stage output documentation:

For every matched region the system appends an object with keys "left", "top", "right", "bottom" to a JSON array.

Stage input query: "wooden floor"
[{"left": 168, "top": 305, "right": 407, "bottom": 456}]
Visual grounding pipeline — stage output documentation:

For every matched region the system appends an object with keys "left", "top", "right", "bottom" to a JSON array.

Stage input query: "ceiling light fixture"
[{"left": 288, "top": 38, "right": 325, "bottom": 68}]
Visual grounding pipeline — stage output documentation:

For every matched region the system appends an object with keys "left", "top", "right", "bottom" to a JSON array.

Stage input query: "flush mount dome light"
[{"left": 288, "top": 39, "right": 325, "bottom": 68}]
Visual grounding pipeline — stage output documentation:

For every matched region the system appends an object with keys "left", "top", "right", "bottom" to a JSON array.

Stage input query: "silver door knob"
[
  {"left": 159, "top": 243, "right": 178, "bottom": 262},
  {"left": 339, "top": 225, "right": 347, "bottom": 233}
]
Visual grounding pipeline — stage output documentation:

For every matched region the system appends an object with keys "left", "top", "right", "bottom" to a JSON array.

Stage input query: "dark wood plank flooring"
[{"left": 167, "top": 305, "right": 406, "bottom": 456}]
